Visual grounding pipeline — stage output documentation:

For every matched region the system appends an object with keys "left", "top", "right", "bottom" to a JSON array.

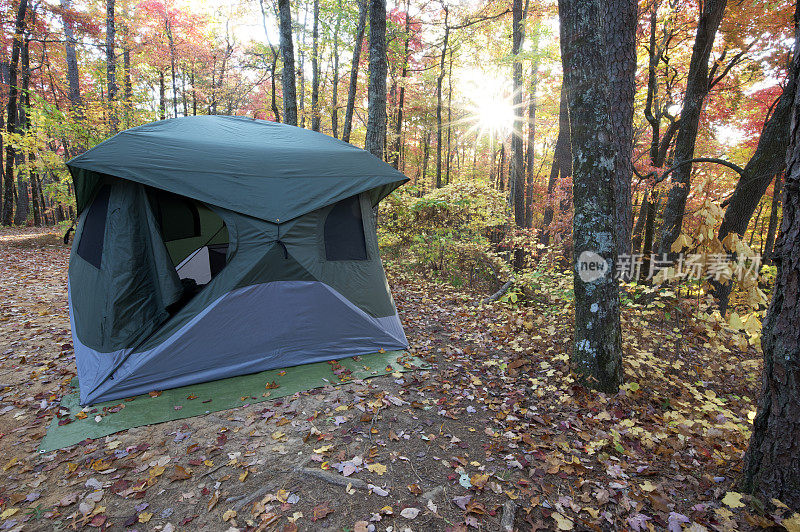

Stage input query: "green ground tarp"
[{"left": 40, "top": 350, "right": 423, "bottom": 453}]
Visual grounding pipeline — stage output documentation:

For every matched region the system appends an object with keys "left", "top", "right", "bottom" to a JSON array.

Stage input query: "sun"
[{"left": 459, "top": 70, "right": 516, "bottom": 139}]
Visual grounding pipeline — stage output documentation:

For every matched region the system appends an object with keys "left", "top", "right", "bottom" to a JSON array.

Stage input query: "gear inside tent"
[{"left": 66, "top": 116, "right": 409, "bottom": 405}]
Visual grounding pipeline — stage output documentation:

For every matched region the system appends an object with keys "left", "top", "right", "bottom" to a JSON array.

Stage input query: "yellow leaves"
[
  {"left": 149, "top": 465, "right": 166, "bottom": 477},
  {"left": 640, "top": 481, "right": 657, "bottom": 492},
  {"left": 222, "top": 509, "right": 237, "bottom": 521},
  {"left": 721, "top": 491, "right": 745, "bottom": 508},
  {"left": 782, "top": 513, "right": 800, "bottom": 532},
  {"left": 75, "top": 411, "right": 88, "bottom": 419},
  {"left": 239, "top": 471, "right": 248, "bottom": 482},
  {"left": 366, "top": 463, "right": 387, "bottom": 475},
  {"left": 0, "top": 508, "right": 19, "bottom": 519},
  {"left": 551, "top": 511, "right": 574, "bottom": 530},
  {"left": 470, "top": 473, "right": 490, "bottom": 489},
  {"left": 314, "top": 445, "right": 333, "bottom": 454},
  {"left": 2, "top": 457, "right": 18, "bottom": 471},
  {"left": 271, "top": 431, "right": 286, "bottom": 441},
  {"left": 138, "top": 512, "right": 153, "bottom": 523},
  {"left": 203, "top": 459, "right": 214, "bottom": 467}
]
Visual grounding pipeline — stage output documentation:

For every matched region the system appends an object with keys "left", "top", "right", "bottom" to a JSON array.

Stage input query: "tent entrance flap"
[{"left": 69, "top": 182, "right": 184, "bottom": 354}]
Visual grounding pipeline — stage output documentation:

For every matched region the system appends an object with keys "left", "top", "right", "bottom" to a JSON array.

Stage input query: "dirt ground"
[{"left": 0, "top": 228, "right": 794, "bottom": 531}]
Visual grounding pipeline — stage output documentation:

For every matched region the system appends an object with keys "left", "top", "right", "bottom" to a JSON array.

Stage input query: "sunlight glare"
[{"left": 460, "top": 69, "right": 515, "bottom": 139}]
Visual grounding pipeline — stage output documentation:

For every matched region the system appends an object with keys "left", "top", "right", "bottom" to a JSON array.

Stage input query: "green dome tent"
[{"left": 67, "top": 116, "right": 409, "bottom": 405}]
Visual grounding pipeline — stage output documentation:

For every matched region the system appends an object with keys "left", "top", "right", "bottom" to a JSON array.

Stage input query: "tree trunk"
[
  {"left": 166, "top": 18, "right": 179, "bottom": 118},
  {"left": 742, "top": 12, "right": 800, "bottom": 506},
  {"left": 710, "top": 55, "right": 797, "bottom": 312},
  {"left": 311, "top": 0, "right": 320, "bottom": 131},
  {"left": 3, "top": 0, "right": 27, "bottom": 226},
  {"left": 764, "top": 173, "right": 784, "bottom": 265},
  {"left": 364, "top": 0, "right": 387, "bottom": 159},
  {"left": 106, "top": 0, "right": 118, "bottom": 132},
  {"left": 123, "top": 23, "right": 132, "bottom": 125},
  {"left": 14, "top": 34, "right": 31, "bottom": 226},
  {"left": 435, "top": 5, "right": 449, "bottom": 188},
  {"left": 331, "top": 0, "right": 342, "bottom": 137},
  {"left": 278, "top": 0, "right": 298, "bottom": 126},
  {"left": 342, "top": 0, "right": 368, "bottom": 142},
  {"left": 391, "top": 0, "right": 411, "bottom": 169},
  {"left": 61, "top": 0, "right": 82, "bottom": 114},
  {"left": 658, "top": 0, "right": 727, "bottom": 255},
  {"left": 511, "top": 0, "right": 526, "bottom": 226},
  {"left": 297, "top": 1, "right": 308, "bottom": 128},
  {"left": 542, "top": 89, "right": 571, "bottom": 245},
  {"left": 559, "top": 0, "right": 623, "bottom": 392},
  {"left": 605, "top": 0, "right": 637, "bottom": 258},
  {"left": 525, "top": 47, "right": 539, "bottom": 229},
  {"left": 159, "top": 71, "right": 166, "bottom": 120}
]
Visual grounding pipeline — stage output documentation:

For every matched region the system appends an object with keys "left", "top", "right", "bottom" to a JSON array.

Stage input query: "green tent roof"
[{"left": 67, "top": 116, "right": 409, "bottom": 223}]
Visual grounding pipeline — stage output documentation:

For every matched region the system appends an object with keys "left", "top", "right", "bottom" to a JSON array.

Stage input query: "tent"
[{"left": 66, "top": 115, "right": 409, "bottom": 405}]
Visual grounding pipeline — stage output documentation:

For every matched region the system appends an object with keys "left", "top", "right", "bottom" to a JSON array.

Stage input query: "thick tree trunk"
[
  {"left": 764, "top": 173, "right": 783, "bottom": 265},
  {"left": 3, "top": 0, "right": 27, "bottom": 226},
  {"left": 342, "top": 0, "right": 368, "bottom": 142},
  {"left": 511, "top": 0, "right": 526, "bottom": 226},
  {"left": 311, "top": 0, "right": 320, "bottom": 131},
  {"left": 435, "top": 6, "right": 449, "bottom": 189},
  {"left": 257, "top": 0, "right": 281, "bottom": 123},
  {"left": 658, "top": 0, "right": 727, "bottom": 255},
  {"left": 364, "top": 0, "right": 387, "bottom": 159},
  {"left": 61, "top": 0, "right": 82, "bottom": 114},
  {"left": 559, "top": 0, "right": 622, "bottom": 392},
  {"left": 605, "top": 0, "right": 637, "bottom": 258},
  {"left": 278, "top": 0, "right": 298, "bottom": 126},
  {"left": 106, "top": 0, "right": 118, "bottom": 132},
  {"left": 743, "top": 14, "right": 800, "bottom": 506}
]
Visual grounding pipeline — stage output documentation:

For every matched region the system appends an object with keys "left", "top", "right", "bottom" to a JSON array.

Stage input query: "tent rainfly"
[{"left": 66, "top": 116, "right": 409, "bottom": 405}]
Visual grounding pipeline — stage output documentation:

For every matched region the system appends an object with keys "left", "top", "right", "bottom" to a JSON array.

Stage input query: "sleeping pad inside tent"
[{"left": 66, "top": 115, "right": 410, "bottom": 405}]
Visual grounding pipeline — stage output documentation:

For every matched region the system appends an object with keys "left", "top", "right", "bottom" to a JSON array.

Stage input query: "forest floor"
[{"left": 0, "top": 227, "right": 797, "bottom": 532}]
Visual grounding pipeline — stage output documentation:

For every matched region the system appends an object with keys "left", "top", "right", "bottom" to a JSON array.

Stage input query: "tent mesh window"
[
  {"left": 77, "top": 185, "right": 111, "bottom": 268},
  {"left": 324, "top": 195, "right": 367, "bottom": 261}
]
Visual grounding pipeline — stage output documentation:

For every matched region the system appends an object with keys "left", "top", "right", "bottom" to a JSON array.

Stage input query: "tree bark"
[
  {"left": 342, "top": 0, "right": 368, "bottom": 143},
  {"left": 331, "top": 0, "right": 342, "bottom": 137},
  {"left": 159, "top": 71, "right": 166, "bottom": 120},
  {"left": 166, "top": 17, "right": 179, "bottom": 118},
  {"left": 61, "top": 0, "right": 82, "bottom": 114},
  {"left": 364, "top": 0, "right": 387, "bottom": 159},
  {"left": 511, "top": 0, "right": 526, "bottom": 226},
  {"left": 390, "top": 0, "right": 411, "bottom": 169},
  {"left": 542, "top": 89, "right": 571, "bottom": 245},
  {"left": 435, "top": 4, "right": 449, "bottom": 188},
  {"left": 106, "top": 0, "right": 118, "bottom": 132},
  {"left": 257, "top": 0, "right": 281, "bottom": 122},
  {"left": 311, "top": 0, "right": 320, "bottom": 131},
  {"left": 559, "top": 0, "right": 623, "bottom": 392},
  {"left": 2, "top": 0, "right": 27, "bottom": 226},
  {"left": 764, "top": 173, "right": 783, "bottom": 265},
  {"left": 278, "top": 0, "right": 298, "bottom": 126},
  {"left": 525, "top": 45, "right": 539, "bottom": 229},
  {"left": 742, "top": 10, "right": 800, "bottom": 506},
  {"left": 605, "top": 0, "right": 637, "bottom": 258},
  {"left": 14, "top": 34, "right": 31, "bottom": 226},
  {"left": 658, "top": 0, "right": 727, "bottom": 255}
]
